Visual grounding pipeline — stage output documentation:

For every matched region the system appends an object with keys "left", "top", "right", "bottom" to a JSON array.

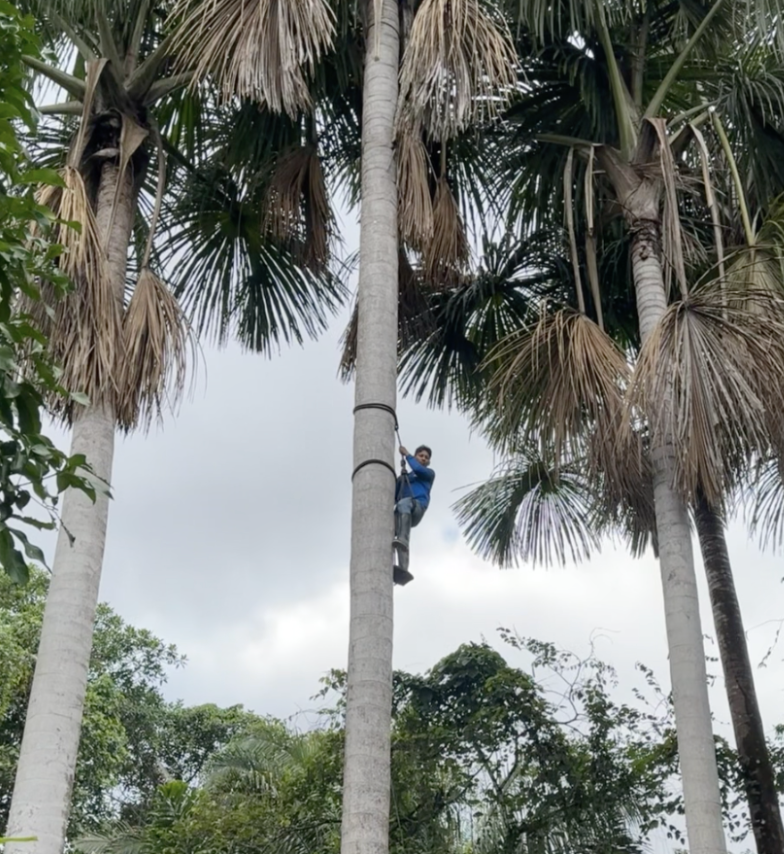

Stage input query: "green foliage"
[
  {"left": 40, "top": 623, "right": 772, "bottom": 854},
  {"left": 0, "top": 570, "right": 259, "bottom": 836},
  {"left": 0, "top": 1, "right": 97, "bottom": 582}
]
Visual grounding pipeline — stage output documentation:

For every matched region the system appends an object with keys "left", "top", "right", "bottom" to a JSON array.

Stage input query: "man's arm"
[{"left": 406, "top": 455, "right": 435, "bottom": 481}]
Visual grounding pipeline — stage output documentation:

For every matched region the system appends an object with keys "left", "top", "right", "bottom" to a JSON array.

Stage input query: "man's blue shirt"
[{"left": 395, "top": 455, "right": 435, "bottom": 508}]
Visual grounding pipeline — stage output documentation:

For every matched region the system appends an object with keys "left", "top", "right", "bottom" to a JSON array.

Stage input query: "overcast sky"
[{"left": 39, "top": 213, "right": 784, "bottom": 750}]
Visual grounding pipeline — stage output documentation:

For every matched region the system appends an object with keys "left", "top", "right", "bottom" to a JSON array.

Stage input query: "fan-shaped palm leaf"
[
  {"left": 163, "top": 162, "right": 346, "bottom": 354},
  {"left": 398, "top": 233, "right": 573, "bottom": 408},
  {"left": 454, "top": 454, "right": 600, "bottom": 567},
  {"left": 397, "top": 0, "right": 517, "bottom": 141},
  {"left": 628, "top": 284, "right": 784, "bottom": 504},
  {"left": 170, "top": 0, "right": 335, "bottom": 115},
  {"left": 486, "top": 309, "right": 630, "bottom": 482}
]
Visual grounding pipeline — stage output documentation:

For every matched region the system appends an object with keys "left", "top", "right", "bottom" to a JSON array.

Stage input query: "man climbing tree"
[{"left": 393, "top": 445, "right": 434, "bottom": 585}]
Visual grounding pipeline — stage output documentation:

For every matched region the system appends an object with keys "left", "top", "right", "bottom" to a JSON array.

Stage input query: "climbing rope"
[
  {"left": 350, "top": 403, "right": 412, "bottom": 496},
  {"left": 351, "top": 403, "right": 400, "bottom": 483}
]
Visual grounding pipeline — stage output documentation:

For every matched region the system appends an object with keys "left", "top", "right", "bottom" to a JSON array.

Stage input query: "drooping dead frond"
[
  {"left": 648, "top": 118, "right": 688, "bottom": 297},
  {"left": 397, "top": 0, "right": 517, "bottom": 140},
  {"left": 29, "top": 167, "right": 122, "bottom": 420},
  {"left": 584, "top": 146, "right": 604, "bottom": 330},
  {"left": 170, "top": 0, "right": 335, "bottom": 115},
  {"left": 339, "top": 303, "right": 358, "bottom": 381},
  {"left": 596, "top": 428, "right": 658, "bottom": 559},
  {"left": 118, "top": 268, "right": 194, "bottom": 431},
  {"left": 691, "top": 124, "right": 725, "bottom": 284},
  {"left": 35, "top": 166, "right": 105, "bottom": 289},
  {"left": 423, "top": 177, "right": 469, "bottom": 288},
  {"left": 340, "top": 249, "right": 432, "bottom": 380},
  {"left": 264, "top": 145, "right": 333, "bottom": 271},
  {"left": 70, "top": 59, "right": 107, "bottom": 168},
  {"left": 628, "top": 285, "right": 784, "bottom": 504},
  {"left": 486, "top": 310, "right": 630, "bottom": 480},
  {"left": 397, "top": 121, "right": 433, "bottom": 251}
]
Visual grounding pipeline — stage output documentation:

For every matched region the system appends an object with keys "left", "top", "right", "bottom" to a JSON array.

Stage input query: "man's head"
[{"left": 414, "top": 445, "right": 432, "bottom": 467}]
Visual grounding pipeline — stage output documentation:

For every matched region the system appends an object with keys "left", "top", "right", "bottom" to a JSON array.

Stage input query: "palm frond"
[
  {"left": 745, "top": 455, "right": 784, "bottom": 553},
  {"left": 453, "top": 455, "right": 601, "bottom": 568},
  {"left": 75, "top": 823, "right": 146, "bottom": 854},
  {"left": 628, "top": 285, "right": 784, "bottom": 504},
  {"left": 423, "top": 176, "right": 470, "bottom": 288},
  {"left": 340, "top": 249, "right": 432, "bottom": 379},
  {"left": 118, "top": 268, "right": 194, "bottom": 432},
  {"left": 164, "top": 163, "right": 346, "bottom": 354},
  {"left": 397, "top": 0, "right": 517, "bottom": 141},
  {"left": 170, "top": 0, "right": 335, "bottom": 116},
  {"left": 397, "top": 120, "right": 434, "bottom": 251},
  {"left": 486, "top": 309, "right": 629, "bottom": 479},
  {"left": 35, "top": 166, "right": 105, "bottom": 288},
  {"left": 28, "top": 167, "right": 122, "bottom": 420},
  {"left": 398, "top": 233, "right": 567, "bottom": 408},
  {"left": 264, "top": 144, "right": 334, "bottom": 271}
]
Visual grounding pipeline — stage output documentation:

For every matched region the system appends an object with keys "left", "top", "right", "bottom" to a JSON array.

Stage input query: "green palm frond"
[
  {"left": 453, "top": 454, "right": 601, "bottom": 567},
  {"left": 75, "top": 823, "right": 146, "bottom": 854},
  {"left": 206, "top": 726, "right": 318, "bottom": 795},
  {"left": 398, "top": 233, "right": 571, "bottom": 408},
  {"left": 162, "top": 161, "right": 346, "bottom": 354},
  {"left": 710, "top": 42, "right": 784, "bottom": 213}
]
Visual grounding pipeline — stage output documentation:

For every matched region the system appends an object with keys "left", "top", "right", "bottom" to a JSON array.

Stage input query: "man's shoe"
[{"left": 393, "top": 565, "right": 414, "bottom": 586}]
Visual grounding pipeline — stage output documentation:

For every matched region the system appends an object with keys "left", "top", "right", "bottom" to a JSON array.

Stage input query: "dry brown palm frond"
[
  {"left": 648, "top": 118, "right": 688, "bottom": 298},
  {"left": 28, "top": 166, "right": 122, "bottom": 420},
  {"left": 70, "top": 59, "right": 108, "bottom": 169},
  {"left": 340, "top": 249, "right": 432, "bottom": 380},
  {"left": 264, "top": 145, "right": 333, "bottom": 271},
  {"left": 170, "top": 0, "right": 334, "bottom": 115},
  {"left": 35, "top": 167, "right": 105, "bottom": 290},
  {"left": 339, "top": 303, "right": 358, "bottom": 381},
  {"left": 596, "top": 425, "right": 659, "bottom": 558},
  {"left": 722, "top": 245, "right": 784, "bottom": 301},
  {"left": 397, "top": 121, "right": 433, "bottom": 251},
  {"left": 423, "top": 177, "right": 469, "bottom": 288},
  {"left": 486, "top": 310, "right": 630, "bottom": 481},
  {"left": 118, "top": 268, "right": 194, "bottom": 431},
  {"left": 397, "top": 0, "right": 517, "bottom": 140},
  {"left": 627, "top": 285, "right": 784, "bottom": 505}
]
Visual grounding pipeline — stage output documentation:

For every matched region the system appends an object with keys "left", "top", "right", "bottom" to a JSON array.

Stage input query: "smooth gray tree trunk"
[
  {"left": 5, "top": 161, "right": 133, "bottom": 854},
  {"left": 628, "top": 209, "right": 727, "bottom": 854},
  {"left": 694, "top": 495, "right": 784, "bottom": 854},
  {"left": 339, "top": 3, "right": 399, "bottom": 854}
]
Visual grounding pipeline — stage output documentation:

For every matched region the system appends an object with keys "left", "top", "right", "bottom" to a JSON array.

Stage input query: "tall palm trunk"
[
  {"left": 339, "top": 3, "right": 399, "bottom": 854},
  {"left": 628, "top": 207, "right": 727, "bottom": 854},
  {"left": 694, "top": 495, "right": 784, "bottom": 854},
  {"left": 5, "top": 161, "right": 134, "bottom": 854}
]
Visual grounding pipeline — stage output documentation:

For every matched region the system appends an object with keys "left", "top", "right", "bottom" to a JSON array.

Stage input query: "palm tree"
[
  {"left": 338, "top": 4, "right": 516, "bottom": 854},
  {"left": 5, "top": 4, "right": 343, "bottom": 853},
  {"left": 398, "top": 217, "right": 784, "bottom": 854},
  {"left": 468, "top": 5, "right": 784, "bottom": 853}
]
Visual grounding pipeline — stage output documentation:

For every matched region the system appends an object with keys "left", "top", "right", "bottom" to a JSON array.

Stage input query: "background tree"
[
  {"left": 7, "top": 2, "right": 344, "bottom": 851},
  {"left": 0, "top": 1, "right": 96, "bottom": 584},
  {"left": 0, "top": 568, "right": 261, "bottom": 837}
]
